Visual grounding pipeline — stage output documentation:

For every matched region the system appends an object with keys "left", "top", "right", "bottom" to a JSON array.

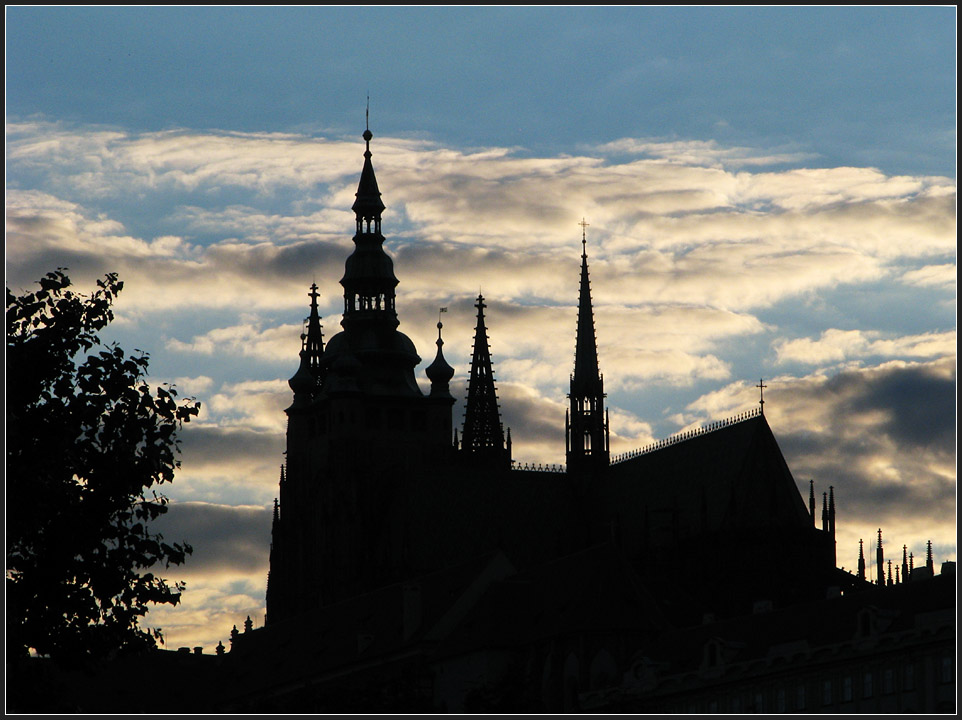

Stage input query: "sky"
[{"left": 6, "top": 6, "right": 956, "bottom": 653}]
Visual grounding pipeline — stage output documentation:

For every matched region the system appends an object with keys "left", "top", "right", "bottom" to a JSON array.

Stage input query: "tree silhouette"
[{"left": 6, "top": 269, "right": 200, "bottom": 661}]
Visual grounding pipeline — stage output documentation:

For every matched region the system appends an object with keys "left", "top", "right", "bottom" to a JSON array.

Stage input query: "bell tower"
[{"left": 267, "top": 124, "right": 455, "bottom": 620}]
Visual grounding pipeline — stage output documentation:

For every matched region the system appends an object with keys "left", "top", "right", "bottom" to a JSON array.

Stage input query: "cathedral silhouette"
[{"left": 210, "top": 126, "right": 954, "bottom": 713}]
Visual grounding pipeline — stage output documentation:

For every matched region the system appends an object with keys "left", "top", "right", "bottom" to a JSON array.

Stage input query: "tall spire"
[
  {"left": 572, "top": 219, "right": 601, "bottom": 388},
  {"left": 809, "top": 480, "right": 816, "bottom": 524},
  {"left": 461, "top": 294, "right": 509, "bottom": 468},
  {"left": 567, "top": 219, "right": 609, "bottom": 475},
  {"left": 902, "top": 545, "right": 909, "bottom": 584}
]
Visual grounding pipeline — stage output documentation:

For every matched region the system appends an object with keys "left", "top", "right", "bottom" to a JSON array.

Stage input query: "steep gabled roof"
[{"left": 602, "top": 413, "right": 811, "bottom": 541}]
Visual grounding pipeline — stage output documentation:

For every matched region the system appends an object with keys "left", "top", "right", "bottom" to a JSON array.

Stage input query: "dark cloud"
[
  {"left": 776, "top": 359, "right": 956, "bottom": 540},
  {"left": 150, "top": 502, "right": 271, "bottom": 577},
  {"left": 844, "top": 363, "right": 956, "bottom": 449},
  {"left": 499, "top": 384, "right": 566, "bottom": 450},
  {"left": 177, "top": 424, "right": 284, "bottom": 471}
]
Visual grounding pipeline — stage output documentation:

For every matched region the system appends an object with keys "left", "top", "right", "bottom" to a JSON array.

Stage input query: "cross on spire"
[
  {"left": 579, "top": 218, "right": 589, "bottom": 255},
  {"left": 756, "top": 378, "right": 767, "bottom": 414}
]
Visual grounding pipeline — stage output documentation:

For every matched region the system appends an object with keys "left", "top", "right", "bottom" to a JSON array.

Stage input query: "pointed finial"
[
  {"left": 579, "top": 218, "right": 590, "bottom": 256},
  {"left": 363, "top": 96, "right": 373, "bottom": 145}
]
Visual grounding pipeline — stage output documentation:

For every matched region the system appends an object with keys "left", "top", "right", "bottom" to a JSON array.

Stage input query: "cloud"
[
  {"left": 900, "top": 263, "right": 957, "bottom": 291},
  {"left": 594, "top": 137, "right": 817, "bottom": 168},
  {"left": 145, "top": 501, "right": 271, "bottom": 651},
  {"left": 774, "top": 328, "right": 957, "bottom": 365},
  {"left": 7, "top": 123, "right": 955, "bottom": 327},
  {"left": 168, "top": 323, "right": 302, "bottom": 364},
  {"left": 172, "top": 423, "right": 285, "bottom": 505}
]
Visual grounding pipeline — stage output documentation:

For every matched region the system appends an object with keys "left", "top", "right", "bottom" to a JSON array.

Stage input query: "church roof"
[{"left": 602, "top": 411, "right": 812, "bottom": 540}]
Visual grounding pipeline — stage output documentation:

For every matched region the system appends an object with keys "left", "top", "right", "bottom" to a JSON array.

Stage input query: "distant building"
[{"left": 234, "top": 126, "right": 955, "bottom": 712}]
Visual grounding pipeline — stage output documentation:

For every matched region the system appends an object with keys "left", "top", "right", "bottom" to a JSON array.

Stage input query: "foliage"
[{"left": 6, "top": 269, "right": 201, "bottom": 661}]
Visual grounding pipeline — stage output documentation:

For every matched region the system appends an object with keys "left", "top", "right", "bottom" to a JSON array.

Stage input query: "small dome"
[{"left": 426, "top": 322, "right": 455, "bottom": 393}]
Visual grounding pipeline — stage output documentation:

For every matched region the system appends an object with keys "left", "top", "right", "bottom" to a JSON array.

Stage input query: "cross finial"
[
  {"left": 366, "top": 93, "right": 370, "bottom": 132},
  {"left": 578, "top": 217, "right": 589, "bottom": 245},
  {"left": 756, "top": 378, "right": 767, "bottom": 414}
]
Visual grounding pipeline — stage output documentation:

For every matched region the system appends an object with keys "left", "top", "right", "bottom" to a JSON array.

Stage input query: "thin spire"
[
  {"left": 573, "top": 219, "right": 601, "bottom": 387},
  {"left": 809, "top": 480, "right": 816, "bottom": 524},
  {"left": 857, "top": 539, "right": 866, "bottom": 581},
  {"left": 876, "top": 528, "right": 885, "bottom": 586},
  {"left": 926, "top": 540, "right": 934, "bottom": 574}
]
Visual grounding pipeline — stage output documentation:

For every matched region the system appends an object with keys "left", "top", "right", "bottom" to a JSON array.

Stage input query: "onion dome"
[{"left": 426, "top": 320, "right": 455, "bottom": 397}]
